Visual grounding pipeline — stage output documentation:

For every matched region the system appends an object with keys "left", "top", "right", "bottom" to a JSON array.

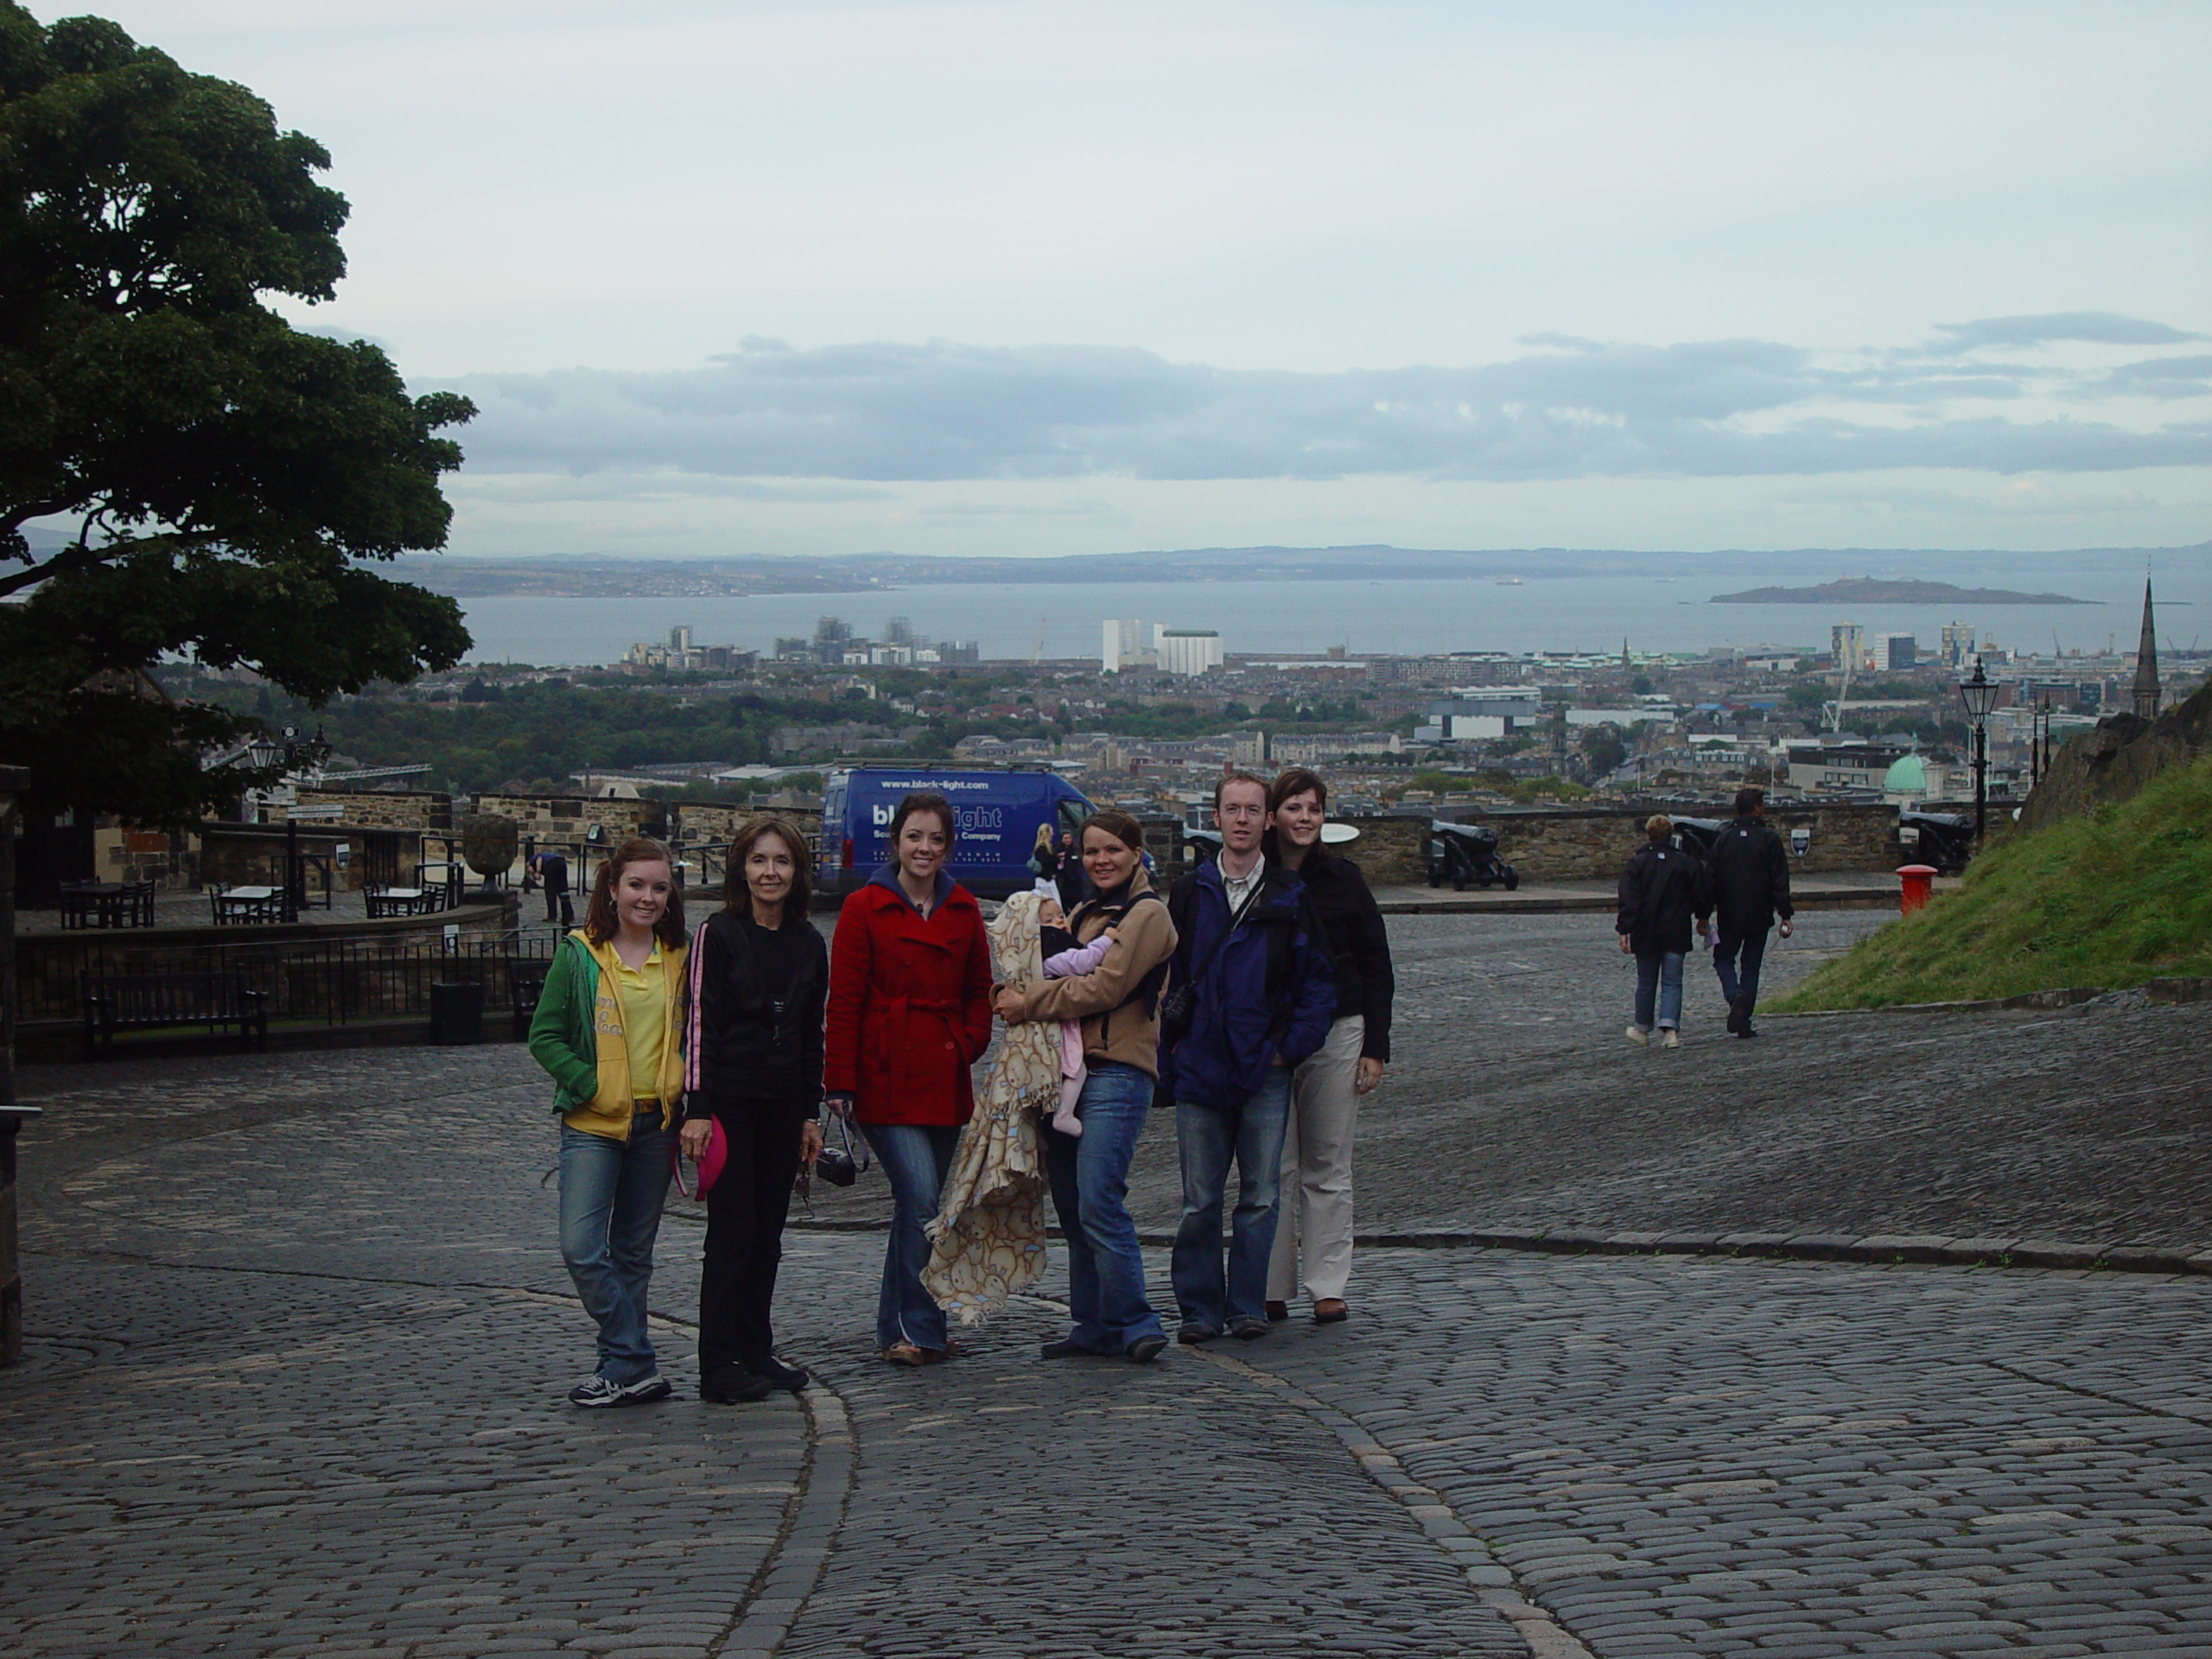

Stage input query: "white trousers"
[{"left": 1266, "top": 1014, "right": 1363, "bottom": 1303}]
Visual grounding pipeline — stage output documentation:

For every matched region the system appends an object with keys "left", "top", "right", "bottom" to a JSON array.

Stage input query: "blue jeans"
[
  {"left": 861, "top": 1122, "right": 961, "bottom": 1351},
  {"left": 1171, "top": 1069, "right": 1294, "bottom": 1330},
  {"left": 1633, "top": 950, "right": 1685, "bottom": 1032},
  {"left": 1043, "top": 1061, "right": 1166, "bottom": 1354},
  {"left": 558, "top": 1115, "right": 676, "bottom": 1384},
  {"left": 1713, "top": 930, "right": 1769, "bottom": 1016}
]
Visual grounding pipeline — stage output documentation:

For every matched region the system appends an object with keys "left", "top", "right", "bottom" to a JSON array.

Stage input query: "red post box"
[{"left": 1897, "top": 864, "right": 1937, "bottom": 915}]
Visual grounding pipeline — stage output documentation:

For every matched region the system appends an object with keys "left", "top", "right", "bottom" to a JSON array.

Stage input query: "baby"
[{"left": 1036, "top": 897, "right": 1117, "bottom": 1139}]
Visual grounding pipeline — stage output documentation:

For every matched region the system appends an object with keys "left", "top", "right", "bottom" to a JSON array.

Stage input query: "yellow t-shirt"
[{"left": 611, "top": 942, "right": 666, "bottom": 1105}]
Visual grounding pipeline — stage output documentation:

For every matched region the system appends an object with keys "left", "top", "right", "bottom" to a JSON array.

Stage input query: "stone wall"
[
  {"left": 92, "top": 823, "right": 194, "bottom": 889},
  {"left": 467, "top": 793, "right": 669, "bottom": 845},
  {"left": 1325, "top": 803, "right": 1899, "bottom": 887},
  {"left": 199, "top": 824, "right": 365, "bottom": 892},
  {"left": 291, "top": 787, "right": 454, "bottom": 830}
]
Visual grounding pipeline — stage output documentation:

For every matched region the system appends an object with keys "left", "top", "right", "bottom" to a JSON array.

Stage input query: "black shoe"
[
  {"left": 1265, "top": 1300, "right": 1290, "bottom": 1322},
  {"left": 742, "top": 1354, "right": 810, "bottom": 1392},
  {"left": 1726, "top": 996, "right": 1749, "bottom": 1034},
  {"left": 701, "top": 1364, "right": 775, "bottom": 1404},
  {"left": 1126, "top": 1335, "right": 1168, "bottom": 1363},
  {"left": 1736, "top": 1025, "right": 1759, "bottom": 1039},
  {"left": 1177, "top": 1322, "right": 1221, "bottom": 1345},
  {"left": 1229, "top": 1317, "right": 1270, "bottom": 1341},
  {"left": 1040, "top": 1337, "right": 1096, "bottom": 1359}
]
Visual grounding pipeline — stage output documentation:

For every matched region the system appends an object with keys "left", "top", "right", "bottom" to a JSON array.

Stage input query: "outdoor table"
[
  {"left": 59, "top": 882, "right": 123, "bottom": 930},
  {"left": 365, "top": 886, "right": 432, "bottom": 918},
  {"left": 210, "top": 886, "right": 290, "bottom": 925}
]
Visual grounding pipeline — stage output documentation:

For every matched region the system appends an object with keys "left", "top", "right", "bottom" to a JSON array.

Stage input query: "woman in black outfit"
[{"left": 681, "top": 816, "right": 827, "bottom": 1402}]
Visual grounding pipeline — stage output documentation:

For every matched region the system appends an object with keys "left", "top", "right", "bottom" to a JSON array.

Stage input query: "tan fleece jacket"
[{"left": 1014, "top": 868, "right": 1179, "bottom": 1079}]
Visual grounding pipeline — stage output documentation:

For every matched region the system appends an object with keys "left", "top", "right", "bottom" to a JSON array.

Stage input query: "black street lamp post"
[{"left": 1957, "top": 660, "right": 2000, "bottom": 848}]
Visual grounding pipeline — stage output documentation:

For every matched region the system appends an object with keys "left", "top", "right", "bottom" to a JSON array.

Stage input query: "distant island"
[{"left": 1710, "top": 578, "right": 2095, "bottom": 607}]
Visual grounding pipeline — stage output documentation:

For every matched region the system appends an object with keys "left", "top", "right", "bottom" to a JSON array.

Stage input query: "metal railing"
[{"left": 17, "top": 929, "right": 557, "bottom": 1031}]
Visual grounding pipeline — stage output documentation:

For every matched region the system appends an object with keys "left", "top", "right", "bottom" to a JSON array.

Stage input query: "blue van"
[{"left": 817, "top": 767, "right": 1095, "bottom": 903}]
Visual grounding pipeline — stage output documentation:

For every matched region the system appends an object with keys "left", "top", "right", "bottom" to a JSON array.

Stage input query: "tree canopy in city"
[{"left": 0, "top": 3, "right": 474, "bottom": 823}]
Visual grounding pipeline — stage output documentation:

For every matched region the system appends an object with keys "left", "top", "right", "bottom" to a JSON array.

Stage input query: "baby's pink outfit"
[{"left": 1040, "top": 931, "right": 1116, "bottom": 1137}]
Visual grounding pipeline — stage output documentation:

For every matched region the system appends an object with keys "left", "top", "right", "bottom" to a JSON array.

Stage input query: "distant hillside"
[
  {"left": 1711, "top": 577, "right": 2093, "bottom": 605},
  {"left": 390, "top": 542, "right": 2206, "bottom": 599}
]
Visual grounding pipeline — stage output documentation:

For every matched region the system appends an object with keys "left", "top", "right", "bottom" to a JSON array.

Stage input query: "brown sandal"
[
  {"left": 1313, "top": 1299, "right": 1350, "bottom": 1324},
  {"left": 882, "top": 1342, "right": 929, "bottom": 1367}
]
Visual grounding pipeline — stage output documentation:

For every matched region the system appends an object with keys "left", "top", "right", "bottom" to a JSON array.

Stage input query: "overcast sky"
[{"left": 75, "top": 0, "right": 2212, "bottom": 560}]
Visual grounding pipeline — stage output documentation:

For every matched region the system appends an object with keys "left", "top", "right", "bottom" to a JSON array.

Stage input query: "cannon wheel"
[
  {"left": 1427, "top": 861, "right": 1442, "bottom": 888},
  {"left": 1503, "top": 866, "right": 1520, "bottom": 892}
]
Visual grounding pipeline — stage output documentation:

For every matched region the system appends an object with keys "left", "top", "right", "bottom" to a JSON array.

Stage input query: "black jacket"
[
  {"left": 683, "top": 910, "right": 828, "bottom": 1112},
  {"left": 1698, "top": 816, "right": 1794, "bottom": 936},
  {"left": 1616, "top": 842, "right": 1700, "bottom": 954},
  {"left": 1278, "top": 849, "right": 1395, "bottom": 1062}
]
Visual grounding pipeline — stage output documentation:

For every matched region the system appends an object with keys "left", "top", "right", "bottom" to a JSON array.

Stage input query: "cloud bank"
[{"left": 437, "top": 317, "right": 2210, "bottom": 486}]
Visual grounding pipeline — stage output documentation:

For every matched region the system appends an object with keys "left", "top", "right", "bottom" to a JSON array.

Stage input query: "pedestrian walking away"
[
  {"left": 1160, "top": 772, "right": 1335, "bottom": 1345},
  {"left": 682, "top": 817, "right": 827, "bottom": 1405},
  {"left": 1695, "top": 785, "right": 1795, "bottom": 1039},
  {"left": 1260, "top": 767, "right": 1393, "bottom": 1326},
  {"left": 1027, "top": 823, "right": 1060, "bottom": 898},
  {"left": 1616, "top": 813, "right": 1700, "bottom": 1051},
  {"left": 526, "top": 836, "right": 689, "bottom": 1408},
  {"left": 824, "top": 791, "right": 995, "bottom": 1367},
  {"left": 995, "top": 810, "right": 1179, "bottom": 1363},
  {"left": 528, "top": 847, "right": 575, "bottom": 926}
]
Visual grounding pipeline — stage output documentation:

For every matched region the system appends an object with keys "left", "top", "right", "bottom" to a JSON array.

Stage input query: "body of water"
[{"left": 452, "top": 562, "right": 2203, "bottom": 668}]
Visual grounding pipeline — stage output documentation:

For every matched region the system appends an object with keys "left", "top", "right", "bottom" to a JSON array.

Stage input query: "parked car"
[
  {"left": 816, "top": 767, "right": 1094, "bottom": 903},
  {"left": 1427, "top": 820, "right": 1519, "bottom": 891}
]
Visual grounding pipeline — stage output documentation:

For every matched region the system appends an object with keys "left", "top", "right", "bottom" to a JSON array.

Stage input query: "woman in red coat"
[{"left": 823, "top": 791, "right": 995, "bottom": 1365}]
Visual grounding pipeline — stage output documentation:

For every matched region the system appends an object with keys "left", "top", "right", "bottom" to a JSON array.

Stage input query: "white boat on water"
[{"left": 1496, "top": 576, "right": 1524, "bottom": 586}]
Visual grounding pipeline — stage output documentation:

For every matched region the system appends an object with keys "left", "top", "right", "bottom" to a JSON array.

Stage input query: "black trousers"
[
  {"left": 697, "top": 1094, "right": 807, "bottom": 1376},
  {"left": 543, "top": 886, "right": 573, "bottom": 925}
]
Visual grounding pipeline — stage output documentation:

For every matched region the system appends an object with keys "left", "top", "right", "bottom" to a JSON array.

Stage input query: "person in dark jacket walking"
[
  {"left": 823, "top": 792, "right": 995, "bottom": 1366},
  {"left": 1615, "top": 814, "right": 1700, "bottom": 1050},
  {"left": 529, "top": 848, "right": 575, "bottom": 926},
  {"left": 1696, "top": 786, "right": 1795, "bottom": 1039},
  {"left": 1160, "top": 772, "right": 1336, "bottom": 1344},
  {"left": 1260, "top": 768, "right": 1393, "bottom": 1325},
  {"left": 682, "top": 817, "right": 826, "bottom": 1403}
]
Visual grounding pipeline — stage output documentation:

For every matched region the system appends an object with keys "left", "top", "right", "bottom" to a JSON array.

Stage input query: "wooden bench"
[{"left": 82, "top": 969, "right": 270, "bottom": 1060}]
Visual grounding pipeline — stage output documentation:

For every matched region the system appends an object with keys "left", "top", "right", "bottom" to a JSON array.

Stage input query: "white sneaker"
[
  {"left": 1660, "top": 1029, "right": 1680, "bottom": 1050},
  {"left": 1624, "top": 1025, "right": 1649, "bottom": 1046}
]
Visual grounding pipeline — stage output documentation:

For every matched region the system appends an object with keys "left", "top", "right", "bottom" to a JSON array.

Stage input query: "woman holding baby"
[{"left": 994, "top": 810, "right": 1178, "bottom": 1363}]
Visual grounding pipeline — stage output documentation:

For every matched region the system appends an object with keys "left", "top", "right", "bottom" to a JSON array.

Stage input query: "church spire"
[{"left": 2133, "top": 575, "right": 2161, "bottom": 720}]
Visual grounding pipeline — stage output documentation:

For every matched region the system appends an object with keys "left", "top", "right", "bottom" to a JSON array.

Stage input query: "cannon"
[
  {"left": 1427, "top": 820, "right": 1518, "bottom": 892},
  {"left": 1897, "top": 810, "right": 1974, "bottom": 874}
]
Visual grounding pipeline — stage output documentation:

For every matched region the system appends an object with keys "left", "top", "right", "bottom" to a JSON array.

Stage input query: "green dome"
[{"left": 1883, "top": 753, "right": 1928, "bottom": 792}]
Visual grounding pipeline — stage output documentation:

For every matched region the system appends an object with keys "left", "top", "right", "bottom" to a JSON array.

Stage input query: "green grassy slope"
[{"left": 1775, "top": 752, "right": 2212, "bottom": 1010}]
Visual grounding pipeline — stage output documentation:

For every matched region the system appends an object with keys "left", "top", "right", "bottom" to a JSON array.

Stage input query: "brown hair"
[
  {"left": 890, "top": 791, "right": 957, "bottom": 847},
  {"left": 722, "top": 815, "right": 812, "bottom": 920},
  {"left": 1079, "top": 809, "right": 1147, "bottom": 855},
  {"left": 583, "top": 836, "right": 687, "bottom": 948},
  {"left": 1645, "top": 813, "right": 1674, "bottom": 842},
  {"left": 1214, "top": 769, "right": 1268, "bottom": 810},
  {"left": 1267, "top": 767, "right": 1327, "bottom": 814},
  {"left": 1735, "top": 785, "right": 1765, "bottom": 817}
]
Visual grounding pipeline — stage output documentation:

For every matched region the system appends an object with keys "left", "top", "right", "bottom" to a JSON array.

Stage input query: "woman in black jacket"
[
  {"left": 1261, "top": 768, "right": 1395, "bottom": 1325},
  {"left": 1614, "top": 813, "right": 1701, "bottom": 1050},
  {"left": 681, "top": 816, "right": 827, "bottom": 1402}
]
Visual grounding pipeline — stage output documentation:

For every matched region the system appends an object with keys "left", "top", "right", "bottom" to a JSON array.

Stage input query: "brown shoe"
[
  {"left": 882, "top": 1342, "right": 929, "bottom": 1367},
  {"left": 1265, "top": 1300, "right": 1289, "bottom": 1322},
  {"left": 1313, "top": 1299, "right": 1350, "bottom": 1325}
]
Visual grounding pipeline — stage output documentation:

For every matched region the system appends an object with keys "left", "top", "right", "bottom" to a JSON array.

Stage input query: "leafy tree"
[
  {"left": 1630, "top": 675, "right": 1653, "bottom": 696},
  {"left": 1580, "top": 728, "right": 1628, "bottom": 774},
  {"left": 0, "top": 6, "right": 474, "bottom": 823}
]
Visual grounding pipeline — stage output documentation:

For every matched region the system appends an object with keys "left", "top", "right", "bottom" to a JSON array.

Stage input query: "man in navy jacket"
[{"left": 1160, "top": 772, "right": 1336, "bottom": 1342}]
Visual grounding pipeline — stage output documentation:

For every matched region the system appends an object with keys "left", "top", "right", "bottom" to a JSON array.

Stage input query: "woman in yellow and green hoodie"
[{"left": 528, "top": 836, "right": 690, "bottom": 1408}]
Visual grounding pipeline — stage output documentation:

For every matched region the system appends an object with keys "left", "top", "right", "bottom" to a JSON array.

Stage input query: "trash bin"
[
  {"left": 429, "top": 980, "right": 485, "bottom": 1046},
  {"left": 1897, "top": 865, "right": 1938, "bottom": 916}
]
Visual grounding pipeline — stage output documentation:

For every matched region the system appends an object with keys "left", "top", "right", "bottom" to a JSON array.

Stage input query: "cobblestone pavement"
[{"left": 9, "top": 910, "right": 2212, "bottom": 1656}]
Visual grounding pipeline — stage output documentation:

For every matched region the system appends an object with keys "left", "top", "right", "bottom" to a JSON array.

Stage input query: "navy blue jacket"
[
  {"left": 1157, "top": 857, "right": 1336, "bottom": 1110},
  {"left": 1615, "top": 842, "right": 1700, "bottom": 955}
]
